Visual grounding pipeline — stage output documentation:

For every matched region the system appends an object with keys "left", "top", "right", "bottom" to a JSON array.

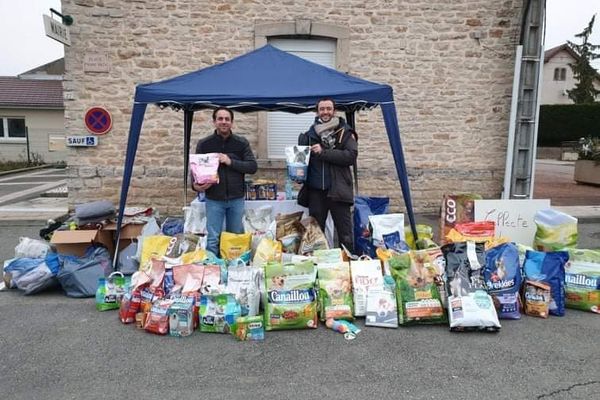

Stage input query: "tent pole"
[
  {"left": 344, "top": 111, "right": 356, "bottom": 130},
  {"left": 183, "top": 109, "right": 194, "bottom": 208}
]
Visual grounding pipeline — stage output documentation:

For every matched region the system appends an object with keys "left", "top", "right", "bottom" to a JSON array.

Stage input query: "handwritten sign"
[{"left": 474, "top": 199, "right": 550, "bottom": 246}]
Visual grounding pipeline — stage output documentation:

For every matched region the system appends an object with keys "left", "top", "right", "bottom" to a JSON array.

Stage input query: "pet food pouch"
[
  {"left": 389, "top": 250, "right": 447, "bottom": 325},
  {"left": 353, "top": 196, "right": 390, "bottom": 258},
  {"left": 226, "top": 266, "right": 261, "bottom": 316},
  {"left": 285, "top": 145, "right": 311, "bottom": 183},
  {"left": 484, "top": 243, "right": 522, "bottom": 319},
  {"left": 523, "top": 250, "right": 569, "bottom": 316},
  {"left": 565, "top": 249, "right": 600, "bottom": 314},
  {"left": 95, "top": 272, "right": 129, "bottom": 311},
  {"left": 189, "top": 153, "right": 220, "bottom": 185},
  {"left": 231, "top": 315, "right": 265, "bottom": 341},
  {"left": 317, "top": 262, "right": 353, "bottom": 321},
  {"left": 350, "top": 258, "right": 383, "bottom": 317},
  {"left": 365, "top": 276, "right": 398, "bottom": 328},
  {"left": 442, "top": 241, "right": 501, "bottom": 332},
  {"left": 440, "top": 194, "right": 481, "bottom": 245},
  {"left": 199, "top": 293, "right": 242, "bottom": 333},
  {"left": 144, "top": 298, "right": 175, "bottom": 335},
  {"left": 369, "top": 213, "right": 405, "bottom": 248},
  {"left": 523, "top": 280, "right": 551, "bottom": 318},
  {"left": 264, "top": 261, "right": 318, "bottom": 331},
  {"left": 533, "top": 209, "right": 578, "bottom": 251}
]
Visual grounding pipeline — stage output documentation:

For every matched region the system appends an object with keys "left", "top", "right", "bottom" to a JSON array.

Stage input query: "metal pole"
[{"left": 25, "top": 126, "right": 31, "bottom": 164}]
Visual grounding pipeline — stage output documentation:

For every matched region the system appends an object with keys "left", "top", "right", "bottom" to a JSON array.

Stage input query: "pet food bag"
[
  {"left": 231, "top": 315, "right": 265, "bottom": 341},
  {"left": 388, "top": 250, "right": 447, "bottom": 325},
  {"left": 404, "top": 224, "right": 437, "bottom": 250},
  {"left": 144, "top": 298, "right": 175, "bottom": 335},
  {"left": 440, "top": 194, "right": 482, "bottom": 245},
  {"left": 226, "top": 265, "right": 261, "bottom": 316},
  {"left": 350, "top": 258, "right": 383, "bottom": 317},
  {"left": 275, "top": 211, "right": 304, "bottom": 254},
  {"left": 523, "top": 280, "right": 551, "bottom": 318},
  {"left": 183, "top": 202, "right": 207, "bottom": 235},
  {"left": 523, "top": 250, "right": 569, "bottom": 316},
  {"left": 533, "top": 208, "right": 578, "bottom": 251},
  {"left": 95, "top": 272, "right": 129, "bottom": 311},
  {"left": 442, "top": 241, "right": 501, "bottom": 332},
  {"left": 189, "top": 153, "right": 220, "bottom": 185},
  {"left": 264, "top": 261, "right": 318, "bottom": 330},
  {"left": 484, "top": 242, "right": 522, "bottom": 319},
  {"left": 353, "top": 196, "right": 390, "bottom": 258},
  {"left": 564, "top": 249, "right": 600, "bottom": 314},
  {"left": 168, "top": 296, "right": 195, "bottom": 337},
  {"left": 285, "top": 145, "right": 311, "bottom": 183},
  {"left": 220, "top": 232, "right": 252, "bottom": 261},
  {"left": 317, "top": 262, "right": 354, "bottom": 321},
  {"left": 299, "top": 217, "right": 329, "bottom": 255},
  {"left": 119, "top": 288, "right": 142, "bottom": 324},
  {"left": 199, "top": 293, "right": 242, "bottom": 333},
  {"left": 369, "top": 213, "right": 405, "bottom": 248},
  {"left": 253, "top": 236, "right": 283, "bottom": 267},
  {"left": 365, "top": 276, "right": 398, "bottom": 328},
  {"left": 243, "top": 205, "right": 274, "bottom": 252}
]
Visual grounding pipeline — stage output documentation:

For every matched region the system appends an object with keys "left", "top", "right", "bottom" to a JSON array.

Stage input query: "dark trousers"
[{"left": 307, "top": 189, "right": 354, "bottom": 253}]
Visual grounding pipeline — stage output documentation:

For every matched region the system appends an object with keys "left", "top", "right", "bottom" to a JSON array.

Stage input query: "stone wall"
[{"left": 63, "top": 0, "right": 522, "bottom": 214}]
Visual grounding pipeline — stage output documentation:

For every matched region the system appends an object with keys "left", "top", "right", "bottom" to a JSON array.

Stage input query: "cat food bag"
[
  {"left": 168, "top": 296, "right": 195, "bottom": 337},
  {"left": 353, "top": 196, "right": 390, "bottom": 258},
  {"left": 275, "top": 212, "right": 304, "bottom": 254},
  {"left": 533, "top": 208, "right": 578, "bottom": 251},
  {"left": 523, "top": 250, "right": 569, "bottom": 316},
  {"left": 201, "top": 265, "right": 222, "bottom": 294},
  {"left": 523, "top": 280, "right": 551, "bottom": 318},
  {"left": 119, "top": 288, "right": 142, "bottom": 324},
  {"left": 365, "top": 276, "right": 398, "bottom": 328},
  {"left": 226, "top": 266, "right": 261, "bottom": 316},
  {"left": 199, "top": 293, "right": 242, "bottom": 333},
  {"left": 440, "top": 194, "right": 481, "bottom": 245},
  {"left": 243, "top": 205, "right": 274, "bottom": 252},
  {"left": 285, "top": 145, "right": 311, "bottom": 183},
  {"left": 388, "top": 249, "right": 447, "bottom": 325},
  {"left": 299, "top": 217, "right": 329, "bottom": 255},
  {"left": 442, "top": 241, "right": 501, "bottom": 332},
  {"left": 264, "top": 261, "right": 318, "bottom": 330},
  {"left": 484, "top": 242, "right": 522, "bottom": 319},
  {"left": 369, "top": 213, "right": 405, "bottom": 248},
  {"left": 231, "top": 315, "right": 265, "bottom": 341},
  {"left": 350, "top": 258, "right": 383, "bottom": 317},
  {"left": 220, "top": 232, "right": 252, "bottom": 261},
  {"left": 253, "top": 236, "right": 283, "bottom": 267},
  {"left": 144, "top": 298, "right": 175, "bottom": 335},
  {"left": 565, "top": 249, "right": 600, "bottom": 314},
  {"left": 189, "top": 153, "right": 220, "bottom": 185},
  {"left": 317, "top": 262, "right": 353, "bottom": 321}
]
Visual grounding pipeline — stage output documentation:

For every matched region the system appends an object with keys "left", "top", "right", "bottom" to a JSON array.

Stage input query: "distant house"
[
  {"left": 541, "top": 44, "right": 600, "bottom": 105},
  {"left": 0, "top": 59, "right": 66, "bottom": 163}
]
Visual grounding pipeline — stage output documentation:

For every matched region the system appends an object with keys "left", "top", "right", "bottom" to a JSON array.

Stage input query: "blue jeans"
[{"left": 205, "top": 197, "right": 245, "bottom": 257}]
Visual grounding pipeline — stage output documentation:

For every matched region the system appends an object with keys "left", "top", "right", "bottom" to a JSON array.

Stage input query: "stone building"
[{"left": 62, "top": 0, "right": 523, "bottom": 214}]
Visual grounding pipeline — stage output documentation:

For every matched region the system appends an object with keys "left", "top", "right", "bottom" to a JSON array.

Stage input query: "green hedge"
[{"left": 538, "top": 104, "right": 600, "bottom": 147}]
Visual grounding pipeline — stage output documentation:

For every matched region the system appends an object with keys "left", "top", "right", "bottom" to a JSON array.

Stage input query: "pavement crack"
[{"left": 537, "top": 380, "right": 600, "bottom": 399}]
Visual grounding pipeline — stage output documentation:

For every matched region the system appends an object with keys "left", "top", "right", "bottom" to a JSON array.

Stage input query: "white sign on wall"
[
  {"left": 84, "top": 53, "right": 110, "bottom": 73},
  {"left": 43, "top": 15, "right": 71, "bottom": 46},
  {"left": 66, "top": 136, "right": 98, "bottom": 147},
  {"left": 474, "top": 199, "right": 551, "bottom": 246}
]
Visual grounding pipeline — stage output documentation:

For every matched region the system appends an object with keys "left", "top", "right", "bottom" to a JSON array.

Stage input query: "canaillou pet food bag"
[
  {"left": 264, "top": 261, "right": 318, "bottom": 330},
  {"left": 565, "top": 249, "right": 600, "bottom": 314}
]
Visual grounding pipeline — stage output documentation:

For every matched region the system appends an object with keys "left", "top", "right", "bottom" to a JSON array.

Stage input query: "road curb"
[{"left": 0, "top": 164, "right": 57, "bottom": 177}]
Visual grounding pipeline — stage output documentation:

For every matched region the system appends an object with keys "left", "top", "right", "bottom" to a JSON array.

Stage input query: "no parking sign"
[{"left": 84, "top": 107, "right": 112, "bottom": 135}]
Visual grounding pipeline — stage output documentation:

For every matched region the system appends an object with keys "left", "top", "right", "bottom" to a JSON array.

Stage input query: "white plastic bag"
[
  {"left": 14, "top": 237, "right": 52, "bottom": 259},
  {"left": 134, "top": 217, "right": 161, "bottom": 261}
]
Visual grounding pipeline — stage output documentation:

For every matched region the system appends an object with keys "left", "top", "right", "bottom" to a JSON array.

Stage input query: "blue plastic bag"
[
  {"left": 353, "top": 196, "right": 389, "bottom": 257},
  {"left": 58, "top": 246, "right": 113, "bottom": 298}
]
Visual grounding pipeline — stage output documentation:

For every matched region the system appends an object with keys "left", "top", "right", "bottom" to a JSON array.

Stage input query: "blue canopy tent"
[{"left": 116, "top": 44, "right": 417, "bottom": 251}]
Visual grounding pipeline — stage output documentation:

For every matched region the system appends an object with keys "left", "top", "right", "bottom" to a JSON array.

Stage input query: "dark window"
[
  {"left": 560, "top": 68, "right": 566, "bottom": 81},
  {"left": 0, "top": 118, "right": 4, "bottom": 136},
  {"left": 553, "top": 68, "right": 560, "bottom": 80},
  {"left": 8, "top": 118, "right": 26, "bottom": 138}
]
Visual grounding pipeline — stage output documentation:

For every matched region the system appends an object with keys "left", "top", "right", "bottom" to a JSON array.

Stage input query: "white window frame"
[{"left": 0, "top": 116, "right": 27, "bottom": 142}]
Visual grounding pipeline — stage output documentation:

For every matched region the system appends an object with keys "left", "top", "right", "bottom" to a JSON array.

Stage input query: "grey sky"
[{"left": 0, "top": 0, "right": 598, "bottom": 76}]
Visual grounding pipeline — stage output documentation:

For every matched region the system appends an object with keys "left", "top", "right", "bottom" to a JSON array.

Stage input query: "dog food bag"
[
  {"left": 285, "top": 145, "right": 311, "bottom": 183},
  {"left": 365, "top": 276, "right": 398, "bottom": 328},
  {"left": 484, "top": 243, "right": 522, "bottom": 319},
  {"left": 189, "top": 153, "right": 220, "bottom": 185},
  {"left": 523, "top": 250, "right": 569, "bottom": 316},
  {"left": 264, "top": 261, "right": 318, "bottom": 331},
  {"left": 199, "top": 293, "right": 242, "bottom": 333},
  {"left": 317, "top": 262, "right": 354, "bottom": 321},
  {"left": 226, "top": 266, "right": 261, "bottom": 316},
  {"left": 299, "top": 217, "right": 329, "bottom": 255},
  {"left": 369, "top": 213, "right": 405, "bottom": 248},
  {"left": 533, "top": 208, "right": 578, "bottom": 251},
  {"left": 440, "top": 194, "right": 482, "bottom": 245},
  {"left": 275, "top": 212, "right": 304, "bottom": 254},
  {"left": 354, "top": 196, "right": 390, "bottom": 258},
  {"left": 144, "top": 298, "right": 175, "bottom": 335},
  {"left": 565, "top": 249, "right": 600, "bottom": 314},
  {"left": 168, "top": 296, "right": 195, "bottom": 337},
  {"left": 523, "top": 280, "right": 551, "bottom": 318},
  {"left": 442, "top": 241, "right": 501, "bottom": 332},
  {"left": 350, "top": 258, "right": 383, "bottom": 317},
  {"left": 389, "top": 250, "right": 447, "bottom": 325},
  {"left": 231, "top": 315, "right": 265, "bottom": 341}
]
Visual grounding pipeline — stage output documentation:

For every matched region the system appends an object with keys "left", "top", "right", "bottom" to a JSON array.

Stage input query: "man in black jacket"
[
  {"left": 193, "top": 107, "right": 257, "bottom": 256},
  {"left": 298, "top": 98, "right": 358, "bottom": 253}
]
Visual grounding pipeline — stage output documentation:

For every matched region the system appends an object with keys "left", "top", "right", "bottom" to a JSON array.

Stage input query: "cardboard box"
[
  {"left": 104, "top": 222, "right": 145, "bottom": 251},
  {"left": 51, "top": 229, "right": 115, "bottom": 257}
]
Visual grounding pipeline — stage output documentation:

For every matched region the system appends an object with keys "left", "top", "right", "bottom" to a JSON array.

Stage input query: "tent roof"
[{"left": 134, "top": 44, "right": 393, "bottom": 113}]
